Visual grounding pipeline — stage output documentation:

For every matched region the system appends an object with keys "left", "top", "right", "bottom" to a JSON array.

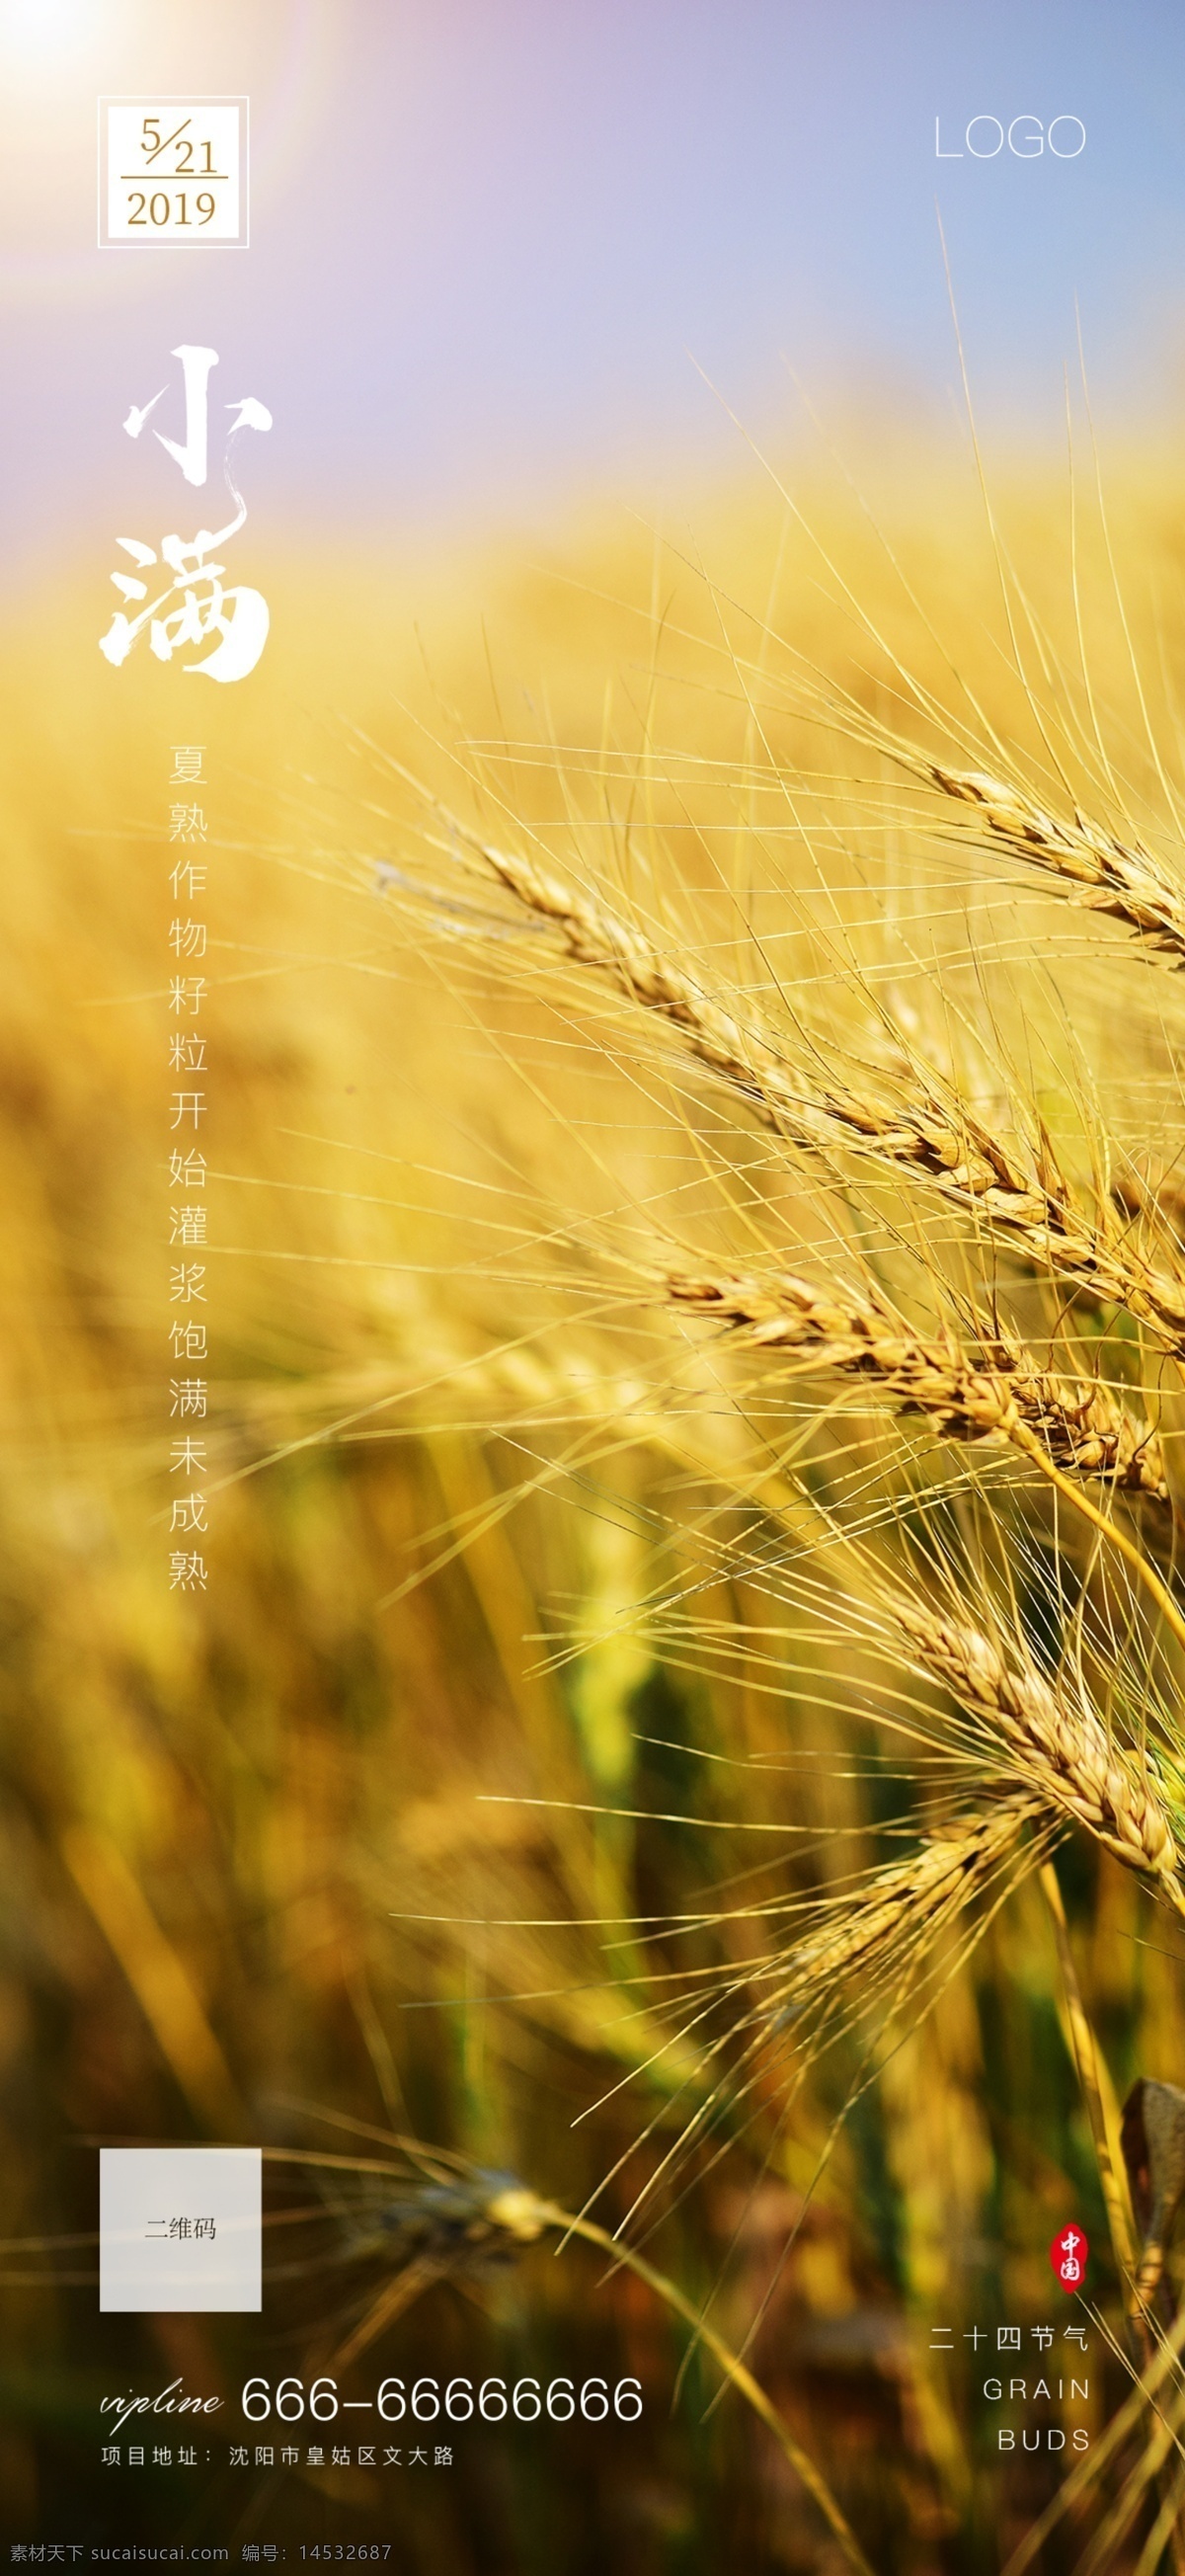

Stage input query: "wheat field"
[{"left": 5, "top": 432, "right": 1185, "bottom": 2569}]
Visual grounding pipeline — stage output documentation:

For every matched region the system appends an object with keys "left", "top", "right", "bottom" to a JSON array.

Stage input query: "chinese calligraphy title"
[{"left": 100, "top": 345, "right": 272, "bottom": 684}]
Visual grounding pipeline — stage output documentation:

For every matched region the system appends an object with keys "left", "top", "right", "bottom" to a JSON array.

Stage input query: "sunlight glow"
[{"left": 1, "top": 0, "right": 95, "bottom": 59}]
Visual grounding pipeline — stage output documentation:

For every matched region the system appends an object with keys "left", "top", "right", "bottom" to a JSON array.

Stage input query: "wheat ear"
[
  {"left": 924, "top": 762, "right": 1185, "bottom": 970},
  {"left": 888, "top": 1595, "right": 1182, "bottom": 1899},
  {"left": 766, "top": 1797, "right": 1045, "bottom": 2011},
  {"left": 665, "top": 1267, "right": 1169, "bottom": 1505},
  {"left": 800, "top": 690, "right": 1185, "bottom": 971}
]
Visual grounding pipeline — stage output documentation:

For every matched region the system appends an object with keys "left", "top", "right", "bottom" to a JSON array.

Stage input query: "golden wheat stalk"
[
  {"left": 399, "top": 809, "right": 1185, "bottom": 1914},
  {"left": 797, "top": 682, "right": 1185, "bottom": 970},
  {"left": 764, "top": 1797, "right": 1045, "bottom": 2013},
  {"left": 600, "top": 1802, "right": 1047, "bottom": 2073},
  {"left": 664, "top": 1265, "right": 1169, "bottom": 1503},
  {"left": 888, "top": 1593, "right": 1182, "bottom": 1898},
  {"left": 924, "top": 761, "right": 1185, "bottom": 969},
  {"left": 276, "top": 1267, "right": 1169, "bottom": 1512},
  {"left": 416, "top": 806, "right": 1185, "bottom": 1356}
]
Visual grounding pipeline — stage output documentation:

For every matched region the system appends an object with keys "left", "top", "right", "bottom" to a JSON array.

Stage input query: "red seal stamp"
[{"left": 1050, "top": 2224, "right": 1088, "bottom": 2293}]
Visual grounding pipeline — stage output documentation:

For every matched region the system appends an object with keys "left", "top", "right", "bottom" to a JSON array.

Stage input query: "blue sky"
[{"left": 2, "top": 0, "right": 1183, "bottom": 577}]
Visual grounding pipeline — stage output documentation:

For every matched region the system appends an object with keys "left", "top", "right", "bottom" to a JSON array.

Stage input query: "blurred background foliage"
[{"left": 3, "top": 449, "right": 1185, "bottom": 2566}]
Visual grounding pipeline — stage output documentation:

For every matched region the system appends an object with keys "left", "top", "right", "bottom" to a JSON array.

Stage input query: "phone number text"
[{"left": 242, "top": 2375, "right": 642, "bottom": 2424}]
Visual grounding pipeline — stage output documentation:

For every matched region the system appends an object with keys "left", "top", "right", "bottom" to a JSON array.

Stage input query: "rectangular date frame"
[{"left": 97, "top": 96, "right": 250, "bottom": 249}]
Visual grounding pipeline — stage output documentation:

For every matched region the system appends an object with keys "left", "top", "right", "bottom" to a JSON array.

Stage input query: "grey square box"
[{"left": 100, "top": 2148, "right": 262, "bottom": 2312}]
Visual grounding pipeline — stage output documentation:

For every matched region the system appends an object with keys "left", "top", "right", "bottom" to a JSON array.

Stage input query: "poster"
[{"left": 4, "top": 4, "right": 1185, "bottom": 2566}]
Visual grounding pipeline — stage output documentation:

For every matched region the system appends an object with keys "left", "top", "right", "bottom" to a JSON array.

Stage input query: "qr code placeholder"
[{"left": 100, "top": 2147, "right": 262, "bottom": 2311}]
